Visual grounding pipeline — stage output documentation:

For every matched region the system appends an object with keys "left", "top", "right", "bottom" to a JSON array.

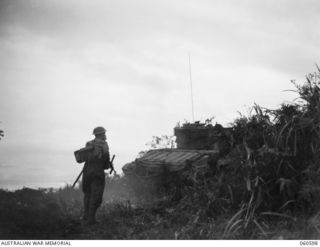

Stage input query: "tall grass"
[{"left": 216, "top": 69, "right": 320, "bottom": 238}]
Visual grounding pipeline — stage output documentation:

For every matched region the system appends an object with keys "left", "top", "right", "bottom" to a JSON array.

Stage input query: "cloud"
[{"left": 2, "top": 0, "right": 319, "bottom": 78}]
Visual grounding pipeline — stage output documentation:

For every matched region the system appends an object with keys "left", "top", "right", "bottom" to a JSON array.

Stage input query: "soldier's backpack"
[{"left": 74, "top": 146, "right": 94, "bottom": 163}]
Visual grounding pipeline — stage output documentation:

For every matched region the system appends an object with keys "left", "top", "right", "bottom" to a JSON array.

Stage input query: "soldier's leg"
[
  {"left": 83, "top": 193, "right": 90, "bottom": 221},
  {"left": 82, "top": 176, "right": 92, "bottom": 221},
  {"left": 88, "top": 177, "right": 105, "bottom": 223}
]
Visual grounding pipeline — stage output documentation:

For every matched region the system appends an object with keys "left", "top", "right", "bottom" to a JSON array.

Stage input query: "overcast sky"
[{"left": 0, "top": 0, "right": 319, "bottom": 189}]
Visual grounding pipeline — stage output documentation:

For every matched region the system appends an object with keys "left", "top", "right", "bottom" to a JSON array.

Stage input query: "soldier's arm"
[{"left": 103, "top": 142, "right": 110, "bottom": 169}]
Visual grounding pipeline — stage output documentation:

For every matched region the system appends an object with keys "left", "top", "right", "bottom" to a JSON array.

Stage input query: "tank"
[{"left": 122, "top": 122, "right": 232, "bottom": 179}]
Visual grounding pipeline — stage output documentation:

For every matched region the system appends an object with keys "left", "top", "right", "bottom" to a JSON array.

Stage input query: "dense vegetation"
[{"left": 1, "top": 70, "right": 320, "bottom": 239}]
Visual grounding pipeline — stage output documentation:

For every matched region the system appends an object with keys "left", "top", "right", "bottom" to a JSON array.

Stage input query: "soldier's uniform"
[{"left": 82, "top": 127, "right": 110, "bottom": 224}]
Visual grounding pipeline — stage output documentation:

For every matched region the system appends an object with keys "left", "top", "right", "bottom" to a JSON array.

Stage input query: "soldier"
[{"left": 82, "top": 126, "right": 110, "bottom": 225}]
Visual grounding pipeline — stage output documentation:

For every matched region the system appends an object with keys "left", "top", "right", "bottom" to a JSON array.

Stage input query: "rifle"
[
  {"left": 109, "top": 154, "right": 116, "bottom": 175},
  {"left": 72, "top": 168, "right": 84, "bottom": 188}
]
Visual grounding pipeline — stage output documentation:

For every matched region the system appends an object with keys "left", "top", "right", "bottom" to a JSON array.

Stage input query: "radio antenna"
[{"left": 188, "top": 52, "right": 195, "bottom": 122}]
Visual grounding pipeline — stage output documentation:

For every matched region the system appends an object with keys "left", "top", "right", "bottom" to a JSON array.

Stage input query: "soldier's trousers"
[{"left": 82, "top": 174, "right": 105, "bottom": 221}]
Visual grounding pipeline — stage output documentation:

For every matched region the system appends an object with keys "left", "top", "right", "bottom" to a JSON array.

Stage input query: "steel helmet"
[{"left": 93, "top": 126, "right": 106, "bottom": 135}]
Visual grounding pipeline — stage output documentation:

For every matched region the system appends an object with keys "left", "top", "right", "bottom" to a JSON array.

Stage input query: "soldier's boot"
[
  {"left": 88, "top": 214, "right": 97, "bottom": 225},
  {"left": 83, "top": 208, "right": 89, "bottom": 222},
  {"left": 88, "top": 206, "right": 98, "bottom": 225}
]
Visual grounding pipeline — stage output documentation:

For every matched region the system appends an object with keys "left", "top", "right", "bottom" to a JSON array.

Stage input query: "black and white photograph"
[{"left": 0, "top": 0, "right": 320, "bottom": 242}]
